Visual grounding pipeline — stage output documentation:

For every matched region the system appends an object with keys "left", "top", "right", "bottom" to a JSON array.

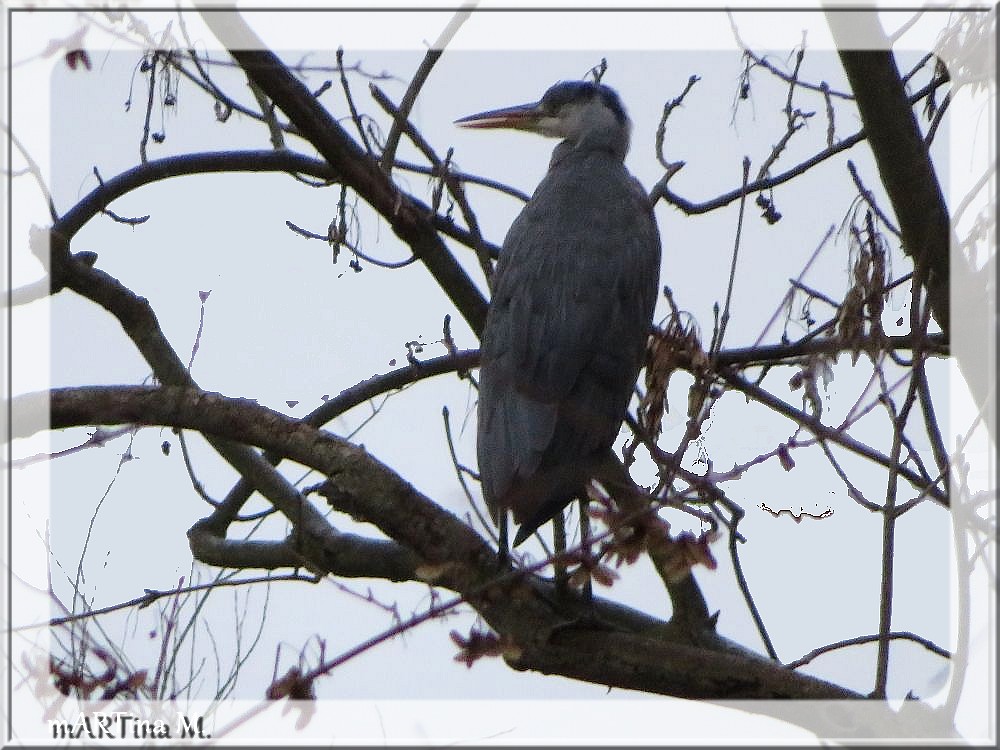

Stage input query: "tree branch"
[
  {"left": 716, "top": 367, "right": 948, "bottom": 506},
  {"left": 200, "top": 12, "right": 488, "bottom": 335},
  {"left": 830, "top": 31, "right": 951, "bottom": 331},
  {"left": 186, "top": 518, "right": 420, "bottom": 582},
  {"left": 39, "top": 243, "right": 352, "bottom": 578},
  {"left": 827, "top": 13, "right": 994, "bottom": 439},
  {"left": 650, "top": 69, "right": 950, "bottom": 216},
  {"left": 31, "top": 383, "right": 873, "bottom": 702},
  {"left": 378, "top": 8, "right": 470, "bottom": 176},
  {"left": 54, "top": 150, "right": 338, "bottom": 244}
]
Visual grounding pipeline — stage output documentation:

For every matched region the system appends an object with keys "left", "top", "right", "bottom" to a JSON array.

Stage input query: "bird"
[{"left": 457, "top": 80, "right": 662, "bottom": 554}]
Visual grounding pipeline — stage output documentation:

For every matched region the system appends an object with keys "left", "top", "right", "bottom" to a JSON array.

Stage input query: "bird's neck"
[{"left": 549, "top": 136, "right": 627, "bottom": 169}]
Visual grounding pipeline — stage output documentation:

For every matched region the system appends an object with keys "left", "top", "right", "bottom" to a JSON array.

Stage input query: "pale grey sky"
[{"left": 7, "top": 6, "right": 994, "bottom": 744}]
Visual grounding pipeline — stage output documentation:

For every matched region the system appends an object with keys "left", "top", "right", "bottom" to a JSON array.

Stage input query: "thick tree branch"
[
  {"left": 38, "top": 244, "right": 351, "bottom": 576},
  {"left": 203, "top": 348, "right": 478, "bottom": 540},
  {"left": 36, "top": 385, "right": 493, "bottom": 570},
  {"left": 524, "top": 628, "right": 853, "bottom": 700},
  {"left": 832, "top": 43, "right": 951, "bottom": 331},
  {"left": 827, "top": 12, "right": 994, "bottom": 437},
  {"left": 31, "top": 383, "right": 874, "bottom": 702}
]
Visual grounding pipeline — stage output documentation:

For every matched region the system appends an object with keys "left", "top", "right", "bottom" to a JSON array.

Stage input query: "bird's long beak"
[{"left": 454, "top": 101, "right": 544, "bottom": 131}]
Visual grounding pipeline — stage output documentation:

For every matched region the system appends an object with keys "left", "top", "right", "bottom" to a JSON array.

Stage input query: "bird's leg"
[
  {"left": 496, "top": 510, "right": 510, "bottom": 570},
  {"left": 552, "top": 510, "right": 568, "bottom": 596},
  {"left": 578, "top": 497, "right": 594, "bottom": 603}
]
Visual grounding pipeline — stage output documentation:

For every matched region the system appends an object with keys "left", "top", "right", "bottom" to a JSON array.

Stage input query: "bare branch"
[
  {"left": 785, "top": 630, "right": 950, "bottom": 670},
  {"left": 378, "top": 8, "right": 470, "bottom": 176},
  {"left": 139, "top": 51, "right": 159, "bottom": 162},
  {"left": 650, "top": 74, "right": 951, "bottom": 216},
  {"left": 54, "top": 150, "right": 340, "bottom": 245},
  {"left": 4, "top": 122, "right": 59, "bottom": 222},
  {"left": 655, "top": 74, "right": 700, "bottom": 170},
  {"left": 728, "top": 12, "right": 853, "bottom": 100},
  {"left": 846, "top": 160, "right": 901, "bottom": 237},
  {"left": 716, "top": 368, "right": 947, "bottom": 506},
  {"left": 34, "top": 383, "right": 869, "bottom": 701},
  {"left": 369, "top": 85, "right": 493, "bottom": 282},
  {"left": 831, "top": 26, "right": 952, "bottom": 332},
  {"left": 726, "top": 504, "right": 779, "bottom": 660},
  {"left": 336, "top": 47, "right": 373, "bottom": 153},
  {"left": 201, "top": 14, "right": 488, "bottom": 333}
]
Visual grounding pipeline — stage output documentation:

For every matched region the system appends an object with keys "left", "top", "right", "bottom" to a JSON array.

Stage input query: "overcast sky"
[{"left": 7, "top": 6, "right": 994, "bottom": 744}]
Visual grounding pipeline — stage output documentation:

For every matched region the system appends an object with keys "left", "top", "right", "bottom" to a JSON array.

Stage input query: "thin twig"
[
  {"left": 713, "top": 157, "right": 750, "bottom": 357},
  {"left": 8, "top": 426, "right": 135, "bottom": 469},
  {"left": 889, "top": 12, "right": 927, "bottom": 45},
  {"left": 787, "top": 279, "right": 841, "bottom": 310},
  {"left": 246, "top": 77, "right": 285, "bottom": 150},
  {"left": 815, "top": 438, "right": 879, "bottom": 511},
  {"left": 873, "top": 283, "right": 931, "bottom": 698},
  {"left": 442, "top": 405, "right": 495, "bottom": 544},
  {"left": 139, "top": 51, "right": 158, "bottom": 163},
  {"left": 924, "top": 89, "right": 952, "bottom": 146},
  {"left": 379, "top": 8, "right": 471, "bottom": 176},
  {"left": 336, "top": 47, "right": 373, "bottom": 154},
  {"left": 655, "top": 75, "right": 700, "bottom": 170},
  {"left": 176, "top": 430, "right": 218, "bottom": 507},
  {"left": 187, "top": 290, "right": 209, "bottom": 372},
  {"left": 172, "top": 50, "right": 270, "bottom": 128},
  {"left": 651, "top": 75, "right": 951, "bottom": 215},
  {"left": 847, "top": 160, "right": 901, "bottom": 237},
  {"left": 727, "top": 11, "right": 854, "bottom": 100},
  {"left": 285, "top": 219, "right": 417, "bottom": 269},
  {"left": 952, "top": 163, "right": 994, "bottom": 227},
  {"left": 4, "top": 123, "right": 59, "bottom": 222},
  {"left": 785, "top": 630, "right": 949, "bottom": 670},
  {"left": 727, "top": 505, "right": 779, "bottom": 660},
  {"left": 174, "top": 47, "right": 400, "bottom": 79},
  {"left": 820, "top": 81, "right": 835, "bottom": 148},
  {"left": 915, "top": 355, "right": 950, "bottom": 482},
  {"left": 753, "top": 226, "right": 835, "bottom": 348},
  {"left": 396, "top": 158, "right": 529, "bottom": 203}
]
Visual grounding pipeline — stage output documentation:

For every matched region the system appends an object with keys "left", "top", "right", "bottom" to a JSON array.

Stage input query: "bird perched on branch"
[{"left": 457, "top": 80, "right": 661, "bottom": 555}]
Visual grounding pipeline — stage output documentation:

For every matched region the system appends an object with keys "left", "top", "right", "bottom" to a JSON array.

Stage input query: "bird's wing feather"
[{"left": 478, "top": 151, "right": 660, "bottom": 527}]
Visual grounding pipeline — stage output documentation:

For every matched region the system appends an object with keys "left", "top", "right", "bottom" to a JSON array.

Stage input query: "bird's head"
[{"left": 456, "top": 80, "right": 631, "bottom": 157}]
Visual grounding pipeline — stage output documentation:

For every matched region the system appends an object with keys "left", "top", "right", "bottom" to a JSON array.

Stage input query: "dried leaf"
[
  {"left": 450, "top": 628, "right": 502, "bottom": 668},
  {"left": 777, "top": 443, "right": 795, "bottom": 471},
  {"left": 65, "top": 49, "right": 91, "bottom": 71},
  {"left": 266, "top": 666, "right": 315, "bottom": 701}
]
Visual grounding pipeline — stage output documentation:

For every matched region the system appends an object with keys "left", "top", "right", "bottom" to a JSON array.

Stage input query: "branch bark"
[
  {"left": 830, "top": 34, "right": 951, "bottom": 331},
  {"left": 29, "top": 383, "right": 876, "bottom": 703},
  {"left": 828, "top": 10, "right": 994, "bottom": 440}
]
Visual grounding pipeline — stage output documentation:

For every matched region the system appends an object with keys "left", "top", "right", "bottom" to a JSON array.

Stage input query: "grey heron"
[{"left": 457, "top": 80, "right": 661, "bottom": 554}]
